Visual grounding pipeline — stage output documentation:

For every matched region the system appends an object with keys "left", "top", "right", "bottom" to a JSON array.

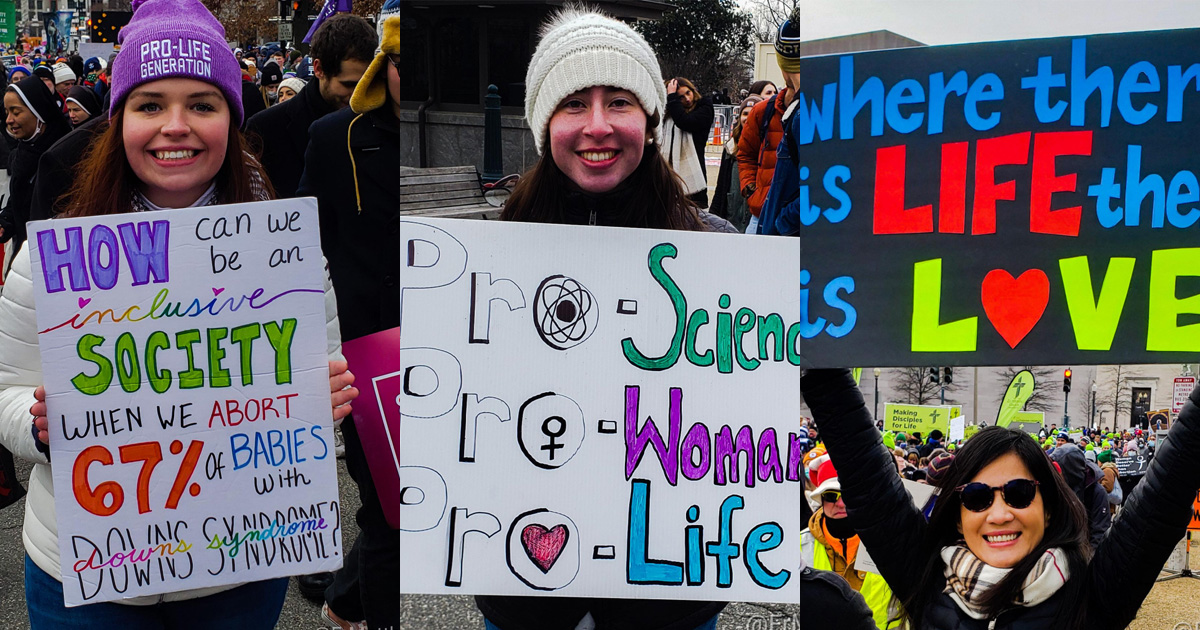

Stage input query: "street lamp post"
[
  {"left": 873, "top": 368, "right": 881, "bottom": 422},
  {"left": 1090, "top": 380, "right": 1097, "bottom": 430}
]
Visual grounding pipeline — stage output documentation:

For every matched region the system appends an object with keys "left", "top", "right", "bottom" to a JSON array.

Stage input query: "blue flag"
[{"left": 302, "top": 0, "right": 352, "bottom": 44}]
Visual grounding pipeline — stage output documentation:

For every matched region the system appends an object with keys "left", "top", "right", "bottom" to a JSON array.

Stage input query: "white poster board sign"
[
  {"left": 28, "top": 200, "right": 341, "bottom": 606},
  {"left": 949, "top": 416, "right": 966, "bottom": 442},
  {"left": 398, "top": 218, "right": 804, "bottom": 602},
  {"left": 1174, "top": 377, "right": 1196, "bottom": 415},
  {"left": 854, "top": 479, "right": 936, "bottom": 575}
]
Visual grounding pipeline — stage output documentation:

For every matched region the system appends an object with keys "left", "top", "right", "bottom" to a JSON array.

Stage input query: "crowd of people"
[
  {"left": 0, "top": 0, "right": 404, "bottom": 628},
  {"left": 0, "top": 2, "right": 1197, "bottom": 630}
]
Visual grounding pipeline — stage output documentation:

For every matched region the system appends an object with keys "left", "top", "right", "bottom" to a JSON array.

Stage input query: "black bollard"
[{"left": 482, "top": 84, "right": 503, "bottom": 183}]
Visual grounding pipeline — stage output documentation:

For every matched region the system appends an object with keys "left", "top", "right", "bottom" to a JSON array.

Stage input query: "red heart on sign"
[
  {"left": 521, "top": 524, "right": 569, "bottom": 574},
  {"left": 981, "top": 269, "right": 1050, "bottom": 349}
]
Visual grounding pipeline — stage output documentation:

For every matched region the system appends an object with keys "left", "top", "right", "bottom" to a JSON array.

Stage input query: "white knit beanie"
[
  {"left": 52, "top": 62, "right": 75, "bottom": 85},
  {"left": 525, "top": 7, "right": 666, "bottom": 156}
]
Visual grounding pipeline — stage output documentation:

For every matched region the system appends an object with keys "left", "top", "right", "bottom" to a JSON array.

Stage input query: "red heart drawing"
[
  {"left": 981, "top": 269, "right": 1050, "bottom": 349},
  {"left": 521, "top": 524, "right": 569, "bottom": 574},
  {"left": 78, "top": 297, "right": 91, "bottom": 309}
]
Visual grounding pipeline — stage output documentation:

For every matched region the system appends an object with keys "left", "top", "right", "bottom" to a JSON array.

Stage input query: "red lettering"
[
  {"left": 225, "top": 400, "right": 244, "bottom": 426},
  {"left": 280, "top": 393, "right": 298, "bottom": 418},
  {"left": 872, "top": 144, "right": 933, "bottom": 234},
  {"left": 261, "top": 396, "right": 278, "bottom": 419},
  {"left": 937, "top": 142, "right": 969, "bottom": 233},
  {"left": 971, "top": 132, "right": 1031, "bottom": 235},
  {"left": 208, "top": 400, "right": 225, "bottom": 427},
  {"left": 245, "top": 398, "right": 260, "bottom": 422},
  {"left": 1029, "top": 130, "right": 1092, "bottom": 236}
]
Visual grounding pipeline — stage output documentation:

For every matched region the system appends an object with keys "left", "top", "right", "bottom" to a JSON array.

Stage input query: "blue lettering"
[
  {"left": 1117, "top": 60, "right": 1159, "bottom": 125},
  {"left": 1021, "top": 56, "right": 1068, "bottom": 123},
  {"left": 1070, "top": 38, "right": 1113, "bottom": 127}
]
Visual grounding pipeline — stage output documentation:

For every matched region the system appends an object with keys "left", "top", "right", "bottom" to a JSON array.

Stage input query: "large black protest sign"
[{"left": 781, "top": 29, "right": 1200, "bottom": 367}]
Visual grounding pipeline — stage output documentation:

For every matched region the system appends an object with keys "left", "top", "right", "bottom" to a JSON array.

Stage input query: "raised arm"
[
  {"left": 1085, "top": 384, "right": 1200, "bottom": 629},
  {"left": 800, "top": 368, "right": 932, "bottom": 602}
]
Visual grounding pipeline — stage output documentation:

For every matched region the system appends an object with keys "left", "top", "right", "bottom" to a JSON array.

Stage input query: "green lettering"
[
  {"left": 911, "top": 259, "right": 977, "bottom": 352},
  {"left": 757, "top": 314, "right": 785, "bottom": 362},
  {"left": 175, "top": 329, "right": 204, "bottom": 389},
  {"left": 71, "top": 334, "right": 113, "bottom": 395},
  {"left": 1147, "top": 248, "right": 1200, "bottom": 351},
  {"left": 230, "top": 323, "right": 261, "bottom": 387},
  {"left": 1059, "top": 256, "right": 1134, "bottom": 351},
  {"left": 207, "top": 327, "right": 231, "bottom": 388},
  {"left": 264, "top": 319, "right": 298, "bottom": 385},
  {"left": 145, "top": 331, "right": 172, "bottom": 394},
  {"left": 716, "top": 295, "right": 733, "bottom": 374},
  {"left": 115, "top": 332, "right": 141, "bottom": 393},
  {"left": 684, "top": 309, "right": 714, "bottom": 367},
  {"left": 786, "top": 322, "right": 803, "bottom": 366},
  {"left": 734, "top": 307, "right": 759, "bottom": 370},
  {"left": 621, "top": 244, "right": 685, "bottom": 370}
]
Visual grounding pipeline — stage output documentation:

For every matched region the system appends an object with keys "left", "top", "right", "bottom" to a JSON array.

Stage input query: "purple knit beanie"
[{"left": 109, "top": 0, "right": 243, "bottom": 123}]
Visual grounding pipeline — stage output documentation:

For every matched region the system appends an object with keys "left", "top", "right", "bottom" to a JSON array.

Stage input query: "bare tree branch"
[
  {"left": 742, "top": 0, "right": 800, "bottom": 43},
  {"left": 889, "top": 367, "right": 963, "bottom": 406},
  {"left": 993, "top": 365, "right": 1061, "bottom": 413}
]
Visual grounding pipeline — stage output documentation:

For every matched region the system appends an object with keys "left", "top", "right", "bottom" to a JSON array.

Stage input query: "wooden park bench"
[{"left": 399, "top": 166, "right": 503, "bottom": 220}]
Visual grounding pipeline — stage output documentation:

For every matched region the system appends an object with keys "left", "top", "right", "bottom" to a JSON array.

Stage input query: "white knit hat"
[
  {"left": 52, "top": 63, "right": 75, "bottom": 85},
  {"left": 525, "top": 7, "right": 666, "bottom": 155}
]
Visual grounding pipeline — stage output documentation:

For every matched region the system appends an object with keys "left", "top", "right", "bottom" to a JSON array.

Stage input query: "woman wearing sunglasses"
[{"left": 801, "top": 368, "right": 1200, "bottom": 630}]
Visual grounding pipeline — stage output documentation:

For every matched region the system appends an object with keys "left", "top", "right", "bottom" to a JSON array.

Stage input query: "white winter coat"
[{"left": 0, "top": 246, "right": 344, "bottom": 605}]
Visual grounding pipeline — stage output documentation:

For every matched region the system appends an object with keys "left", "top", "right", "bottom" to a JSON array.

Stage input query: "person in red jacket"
[{"left": 736, "top": 16, "right": 804, "bottom": 231}]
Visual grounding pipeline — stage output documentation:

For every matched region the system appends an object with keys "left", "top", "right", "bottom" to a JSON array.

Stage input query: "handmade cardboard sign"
[
  {"left": 884, "top": 403, "right": 961, "bottom": 435},
  {"left": 28, "top": 200, "right": 341, "bottom": 606},
  {"left": 775, "top": 28, "right": 1200, "bottom": 366},
  {"left": 397, "top": 218, "right": 803, "bottom": 602}
]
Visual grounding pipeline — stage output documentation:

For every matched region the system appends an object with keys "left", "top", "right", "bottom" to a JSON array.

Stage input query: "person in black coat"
[
  {"left": 295, "top": 16, "right": 400, "bottom": 630},
  {"left": 28, "top": 115, "right": 104, "bottom": 222},
  {"left": 246, "top": 79, "right": 334, "bottom": 199},
  {"left": 245, "top": 13, "right": 377, "bottom": 199},
  {"left": 0, "top": 76, "right": 70, "bottom": 255},
  {"left": 801, "top": 368, "right": 1200, "bottom": 630},
  {"left": 664, "top": 76, "right": 714, "bottom": 208},
  {"left": 1048, "top": 444, "right": 1111, "bottom": 551}
]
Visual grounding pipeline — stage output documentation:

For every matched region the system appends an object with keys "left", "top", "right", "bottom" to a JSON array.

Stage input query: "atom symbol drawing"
[{"left": 533, "top": 275, "right": 598, "bottom": 350}]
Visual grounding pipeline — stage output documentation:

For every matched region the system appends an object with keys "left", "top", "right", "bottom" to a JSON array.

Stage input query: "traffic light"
[
  {"left": 928, "top": 367, "right": 940, "bottom": 384},
  {"left": 293, "top": 1, "right": 300, "bottom": 10},
  {"left": 943, "top": 367, "right": 953, "bottom": 384},
  {"left": 1063, "top": 368, "right": 1072, "bottom": 393}
]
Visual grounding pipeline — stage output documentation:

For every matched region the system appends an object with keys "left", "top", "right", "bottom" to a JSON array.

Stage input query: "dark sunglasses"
[
  {"left": 820, "top": 490, "right": 842, "bottom": 504},
  {"left": 956, "top": 479, "right": 1040, "bottom": 512}
]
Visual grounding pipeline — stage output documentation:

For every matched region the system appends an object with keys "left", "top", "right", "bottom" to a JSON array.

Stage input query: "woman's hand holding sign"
[
  {"left": 329, "top": 360, "right": 358, "bottom": 422},
  {"left": 31, "top": 386, "right": 48, "bottom": 445}
]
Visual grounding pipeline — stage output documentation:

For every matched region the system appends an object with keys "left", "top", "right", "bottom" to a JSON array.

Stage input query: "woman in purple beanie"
[{"left": 0, "top": 0, "right": 359, "bottom": 627}]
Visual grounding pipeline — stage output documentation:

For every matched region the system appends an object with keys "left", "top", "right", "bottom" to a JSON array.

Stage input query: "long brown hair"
[
  {"left": 672, "top": 77, "right": 700, "bottom": 113},
  {"left": 501, "top": 115, "right": 702, "bottom": 231},
  {"left": 58, "top": 107, "right": 273, "bottom": 218}
]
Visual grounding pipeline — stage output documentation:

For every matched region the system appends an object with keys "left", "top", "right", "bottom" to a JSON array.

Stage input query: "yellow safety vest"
[{"left": 806, "top": 534, "right": 899, "bottom": 630}]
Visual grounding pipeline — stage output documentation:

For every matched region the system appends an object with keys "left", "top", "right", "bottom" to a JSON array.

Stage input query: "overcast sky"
[{"left": 792, "top": 0, "right": 1200, "bottom": 45}]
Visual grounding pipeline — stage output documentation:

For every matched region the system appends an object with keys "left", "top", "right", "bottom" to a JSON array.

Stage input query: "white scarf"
[
  {"left": 940, "top": 545, "right": 1069, "bottom": 620},
  {"left": 663, "top": 117, "right": 708, "bottom": 195}
]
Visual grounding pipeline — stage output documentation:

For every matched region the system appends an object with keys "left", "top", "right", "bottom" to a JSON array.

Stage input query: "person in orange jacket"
[{"left": 736, "top": 16, "right": 804, "bottom": 228}]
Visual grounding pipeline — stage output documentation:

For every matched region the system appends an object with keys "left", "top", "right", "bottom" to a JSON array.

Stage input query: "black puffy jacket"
[
  {"left": 1049, "top": 444, "right": 1111, "bottom": 550},
  {"left": 800, "top": 368, "right": 1200, "bottom": 630}
]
